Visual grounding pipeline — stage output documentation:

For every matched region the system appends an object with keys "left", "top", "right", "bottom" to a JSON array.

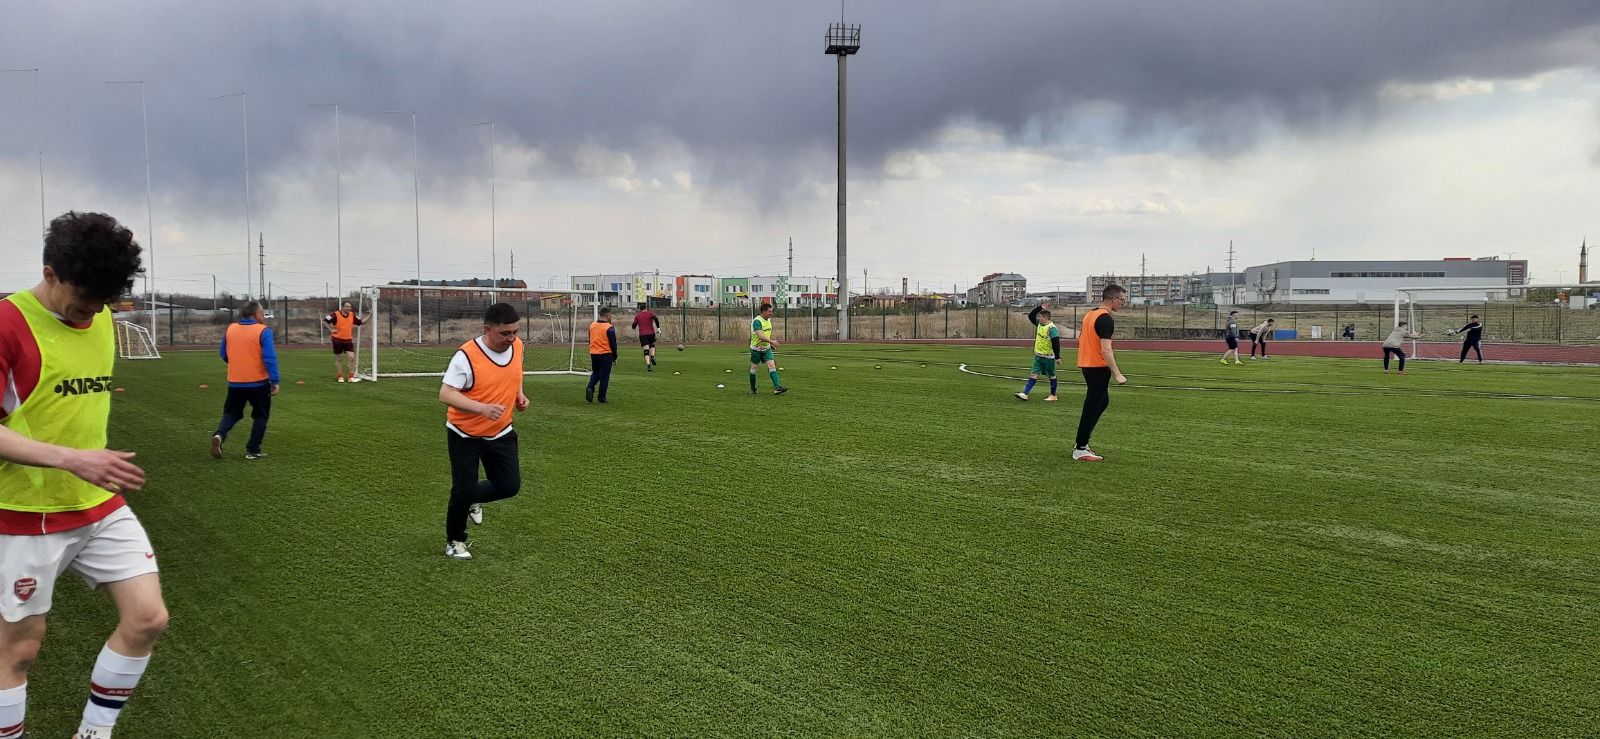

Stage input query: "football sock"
[
  {"left": 1049, "top": 378, "right": 1058, "bottom": 394},
  {"left": 1023, "top": 378, "right": 1037, "bottom": 394},
  {"left": 769, "top": 370, "right": 781, "bottom": 388},
  {"left": 749, "top": 371, "right": 758, "bottom": 391},
  {"left": 0, "top": 683, "right": 24, "bottom": 739},
  {"left": 82, "top": 644, "right": 148, "bottom": 728}
]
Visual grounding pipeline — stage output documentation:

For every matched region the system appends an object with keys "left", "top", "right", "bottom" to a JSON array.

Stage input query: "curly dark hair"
[{"left": 43, "top": 211, "right": 144, "bottom": 301}]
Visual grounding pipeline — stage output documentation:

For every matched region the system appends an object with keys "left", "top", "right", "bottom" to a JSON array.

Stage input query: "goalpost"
[
  {"left": 355, "top": 285, "right": 601, "bottom": 381},
  {"left": 115, "top": 320, "right": 161, "bottom": 360},
  {"left": 1394, "top": 284, "right": 1600, "bottom": 364}
]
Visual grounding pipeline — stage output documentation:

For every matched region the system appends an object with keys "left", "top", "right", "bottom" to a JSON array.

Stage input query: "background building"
[
  {"left": 675, "top": 275, "right": 717, "bottom": 307},
  {"left": 968, "top": 273, "right": 1028, "bottom": 306},
  {"left": 1239, "top": 258, "right": 1529, "bottom": 304},
  {"left": 570, "top": 273, "right": 677, "bottom": 307},
  {"left": 1087, "top": 274, "right": 1186, "bottom": 305}
]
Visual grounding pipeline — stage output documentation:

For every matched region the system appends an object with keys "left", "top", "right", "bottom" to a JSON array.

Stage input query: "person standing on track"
[
  {"left": 1450, "top": 315, "right": 1484, "bottom": 363},
  {"left": 0, "top": 211, "right": 169, "bottom": 739},
  {"left": 632, "top": 306, "right": 661, "bottom": 372},
  {"left": 1248, "top": 317, "right": 1275, "bottom": 359},
  {"left": 1220, "top": 310, "right": 1243, "bottom": 365},
  {"left": 1073, "top": 285, "right": 1128, "bottom": 462},
  {"left": 323, "top": 301, "right": 368, "bottom": 383}
]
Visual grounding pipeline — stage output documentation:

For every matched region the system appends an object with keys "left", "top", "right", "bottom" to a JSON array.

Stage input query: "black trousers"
[
  {"left": 215, "top": 384, "right": 271, "bottom": 454},
  {"left": 1460, "top": 339, "right": 1482, "bottom": 362},
  {"left": 587, "top": 354, "right": 614, "bottom": 400},
  {"left": 1076, "top": 367, "right": 1112, "bottom": 449},
  {"left": 1383, "top": 346, "right": 1407, "bottom": 371},
  {"left": 445, "top": 429, "right": 522, "bottom": 543}
]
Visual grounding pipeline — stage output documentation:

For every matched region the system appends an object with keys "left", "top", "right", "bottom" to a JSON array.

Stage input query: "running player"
[
  {"left": 1074, "top": 284, "right": 1128, "bottom": 462},
  {"left": 749, "top": 303, "right": 787, "bottom": 395},
  {"left": 322, "top": 301, "right": 368, "bottom": 383},
  {"left": 632, "top": 305, "right": 661, "bottom": 371},
  {"left": 1220, "top": 310, "right": 1243, "bottom": 365},
  {"left": 1450, "top": 315, "right": 1484, "bottom": 363},
  {"left": 209, "top": 301, "right": 281, "bottom": 461},
  {"left": 0, "top": 212, "right": 168, "bottom": 739},
  {"left": 438, "top": 303, "right": 529, "bottom": 560},
  {"left": 1015, "top": 303, "right": 1060, "bottom": 401}
]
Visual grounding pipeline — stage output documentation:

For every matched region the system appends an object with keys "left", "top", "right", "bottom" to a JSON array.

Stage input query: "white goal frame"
[
  {"left": 115, "top": 320, "right": 161, "bottom": 360},
  {"left": 1394, "top": 283, "right": 1600, "bottom": 358},
  {"left": 356, "top": 285, "right": 601, "bottom": 381}
]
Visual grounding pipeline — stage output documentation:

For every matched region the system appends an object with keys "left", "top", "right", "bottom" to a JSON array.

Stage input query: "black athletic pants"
[
  {"left": 587, "top": 353, "right": 614, "bottom": 400},
  {"left": 1076, "top": 367, "right": 1112, "bottom": 449},
  {"left": 1383, "top": 346, "right": 1407, "bottom": 371},
  {"left": 1459, "top": 339, "right": 1482, "bottom": 362},
  {"left": 215, "top": 384, "right": 271, "bottom": 455},
  {"left": 445, "top": 429, "right": 522, "bottom": 543}
]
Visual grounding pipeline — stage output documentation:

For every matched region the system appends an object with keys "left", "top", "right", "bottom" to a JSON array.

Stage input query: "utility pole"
[
  {"left": 788, "top": 237, "right": 794, "bottom": 279},
  {"left": 826, "top": 20, "right": 861, "bottom": 339},
  {"left": 510, "top": 250, "right": 515, "bottom": 282},
  {"left": 212, "top": 275, "right": 217, "bottom": 311},
  {"left": 258, "top": 233, "right": 266, "bottom": 302},
  {"left": 1226, "top": 239, "right": 1238, "bottom": 306}
]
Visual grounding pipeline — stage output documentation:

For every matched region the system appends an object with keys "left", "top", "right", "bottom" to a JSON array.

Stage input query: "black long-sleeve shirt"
[{"left": 1455, "top": 321, "right": 1483, "bottom": 343}]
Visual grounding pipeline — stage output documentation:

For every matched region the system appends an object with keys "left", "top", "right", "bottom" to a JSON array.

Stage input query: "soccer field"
[{"left": 29, "top": 343, "right": 1600, "bottom": 736}]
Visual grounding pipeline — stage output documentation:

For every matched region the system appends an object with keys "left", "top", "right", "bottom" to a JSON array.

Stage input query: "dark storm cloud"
[{"left": 3, "top": 0, "right": 1598, "bottom": 205}]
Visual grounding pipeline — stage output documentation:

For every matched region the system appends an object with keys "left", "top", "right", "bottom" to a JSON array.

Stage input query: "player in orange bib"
[
  {"left": 322, "top": 301, "right": 368, "bottom": 383},
  {"left": 437, "top": 303, "right": 529, "bottom": 560},
  {"left": 0, "top": 212, "right": 168, "bottom": 739},
  {"left": 1073, "top": 284, "right": 1129, "bottom": 462}
]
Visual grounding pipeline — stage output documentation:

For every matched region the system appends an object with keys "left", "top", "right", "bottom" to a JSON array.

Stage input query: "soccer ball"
[{"left": 676, "top": 343, "right": 685, "bottom": 351}]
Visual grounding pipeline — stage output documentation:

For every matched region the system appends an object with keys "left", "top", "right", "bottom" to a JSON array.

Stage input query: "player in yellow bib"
[
  {"left": 1014, "top": 303, "right": 1061, "bottom": 402},
  {"left": 0, "top": 212, "right": 168, "bottom": 739},
  {"left": 748, "top": 303, "right": 787, "bottom": 395}
]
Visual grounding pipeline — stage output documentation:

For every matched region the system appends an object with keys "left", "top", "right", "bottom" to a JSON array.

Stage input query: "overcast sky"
[{"left": 2, "top": 1, "right": 1598, "bottom": 297}]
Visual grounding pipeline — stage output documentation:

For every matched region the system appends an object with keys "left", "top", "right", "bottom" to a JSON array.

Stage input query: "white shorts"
[{"left": 0, "top": 506, "right": 158, "bottom": 622}]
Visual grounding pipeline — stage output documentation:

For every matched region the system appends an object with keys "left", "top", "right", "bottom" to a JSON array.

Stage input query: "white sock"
[
  {"left": 81, "top": 644, "right": 149, "bottom": 728},
  {"left": 0, "top": 683, "right": 24, "bottom": 739}
]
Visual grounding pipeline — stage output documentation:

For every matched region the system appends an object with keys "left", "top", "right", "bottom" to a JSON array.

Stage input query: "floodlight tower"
[{"left": 826, "top": 21, "right": 860, "bottom": 339}]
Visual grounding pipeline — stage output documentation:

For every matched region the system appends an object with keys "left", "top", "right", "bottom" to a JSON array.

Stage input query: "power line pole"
[{"left": 788, "top": 237, "right": 793, "bottom": 279}]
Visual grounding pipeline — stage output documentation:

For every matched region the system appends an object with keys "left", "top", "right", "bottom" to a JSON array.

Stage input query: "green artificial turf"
[{"left": 23, "top": 343, "right": 1600, "bottom": 737}]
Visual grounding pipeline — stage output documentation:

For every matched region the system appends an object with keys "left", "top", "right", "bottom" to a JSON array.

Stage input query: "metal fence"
[{"left": 133, "top": 298, "right": 1600, "bottom": 348}]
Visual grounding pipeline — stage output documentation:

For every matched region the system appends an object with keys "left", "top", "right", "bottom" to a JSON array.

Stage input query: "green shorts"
[
  {"left": 1030, "top": 355, "right": 1057, "bottom": 377},
  {"left": 750, "top": 348, "right": 775, "bottom": 364}
]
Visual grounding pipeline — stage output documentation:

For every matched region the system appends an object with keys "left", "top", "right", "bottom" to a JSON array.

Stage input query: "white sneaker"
[
  {"left": 350, "top": 376, "right": 363, "bottom": 383},
  {"left": 1072, "top": 447, "right": 1104, "bottom": 462},
  {"left": 468, "top": 504, "right": 484, "bottom": 526},
  {"left": 75, "top": 724, "right": 114, "bottom": 739},
  {"left": 445, "top": 541, "right": 472, "bottom": 560},
  {"left": 1014, "top": 392, "right": 1029, "bottom": 401},
  {"left": 337, "top": 376, "right": 346, "bottom": 383}
]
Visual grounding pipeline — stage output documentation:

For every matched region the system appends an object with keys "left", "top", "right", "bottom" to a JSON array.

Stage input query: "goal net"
[
  {"left": 354, "top": 285, "right": 599, "bottom": 380},
  {"left": 1395, "top": 284, "right": 1600, "bottom": 364},
  {"left": 115, "top": 320, "right": 161, "bottom": 360}
]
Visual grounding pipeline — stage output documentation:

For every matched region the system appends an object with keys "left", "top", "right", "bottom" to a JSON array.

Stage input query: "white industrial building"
[{"left": 1237, "top": 259, "right": 1529, "bottom": 305}]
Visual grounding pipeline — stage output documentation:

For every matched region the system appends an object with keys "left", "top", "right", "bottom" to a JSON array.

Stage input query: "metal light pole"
[
  {"left": 825, "top": 23, "right": 860, "bottom": 339},
  {"left": 311, "top": 103, "right": 342, "bottom": 299},
  {"left": 2, "top": 68, "right": 45, "bottom": 239},
  {"left": 382, "top": 110, "right": 423, "bottom": 342},
  {"left": 208, "top": 92, "right": 251, "bottom": 298},
  {"left": 471, "top": 121, "right": 497, "bottom": 291},
  {"left": 106, "top": 81, "right": 157, "bottom": 338}
]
